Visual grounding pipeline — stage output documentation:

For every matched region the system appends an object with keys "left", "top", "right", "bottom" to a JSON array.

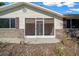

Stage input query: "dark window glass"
[
  {"left": 72, "top": 19, "right": 79, "bottom": 28},
  {"left": 0, "top": 19, "right": 9, "bottom": 28},
  {"left": 64, "top": 19, "right": 79, "bottom": 28},
  {"left": 67, "top": 20, "right": 71, "bottom": 28}
]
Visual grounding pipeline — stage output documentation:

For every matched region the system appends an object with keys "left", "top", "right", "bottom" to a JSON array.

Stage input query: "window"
[
  {"left": 44, "top": 18, "right": 54, "bottom": 35},
  {"left": 72, "top": 19, "right": 79, "bottom": 28},
  {"left": 64, "top": 19, "right": 79, "bottom": 28},
  {"left": 25, "top": 18, "right": 35, "bottom": 35},
  {"left": 11, "top": 18, "right": 15, "bottom": 28},
  {"left": 0, "top": 18, "right": 15, "bottom": 28}
]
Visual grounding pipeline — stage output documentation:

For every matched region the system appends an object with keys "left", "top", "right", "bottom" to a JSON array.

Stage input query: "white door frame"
[{"left": 35, "top": 19, "right": 44, "bottom": 36}]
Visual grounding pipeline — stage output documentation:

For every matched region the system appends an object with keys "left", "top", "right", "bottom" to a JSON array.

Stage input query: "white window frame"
[{"left": 25, "top": 18, "right": 55, "bottom": 38}]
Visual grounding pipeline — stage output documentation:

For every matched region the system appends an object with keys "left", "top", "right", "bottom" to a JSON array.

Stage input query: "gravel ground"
[
  {"left": 0, "top": 43, "right": 57, "bottom": 56},
  {"left": 0, "top": 40, "right": 79, "bottom": 56}
]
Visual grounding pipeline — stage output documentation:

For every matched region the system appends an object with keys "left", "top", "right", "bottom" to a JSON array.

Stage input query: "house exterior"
[{"left": 0, "top": 2, "right": 78, "bottom": 44}]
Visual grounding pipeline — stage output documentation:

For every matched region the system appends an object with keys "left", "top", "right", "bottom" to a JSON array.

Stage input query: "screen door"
[{"left": 36, "top": 20, "right": 43, "bottom": 35}]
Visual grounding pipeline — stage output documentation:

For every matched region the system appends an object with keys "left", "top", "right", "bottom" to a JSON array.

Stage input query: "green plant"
[
  {"left": 61, "top": 31, "right": 71, "bottom": 45},
  {"left": 55, "top": 43, "right": 65, "bottom": 56}
]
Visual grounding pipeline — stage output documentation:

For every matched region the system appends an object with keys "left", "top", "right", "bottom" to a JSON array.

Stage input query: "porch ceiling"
[{"left": 64, "top": 14, "right": 79, "bottom": 19}]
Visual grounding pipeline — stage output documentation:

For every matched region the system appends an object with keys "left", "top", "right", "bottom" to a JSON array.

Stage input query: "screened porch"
[{"left": 25, "top": 18, "right": 54, "bottom": 38}]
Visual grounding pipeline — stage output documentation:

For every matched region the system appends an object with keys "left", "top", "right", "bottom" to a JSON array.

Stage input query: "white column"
[
  {"left": 43, "top": 18, "right": 44, "bottom": 36},
  {"left": 35, "top": 18, "right": 36, "bottom": 36},
  {"left": 54, "top": 18, "right": 55, "bottom": 36}
]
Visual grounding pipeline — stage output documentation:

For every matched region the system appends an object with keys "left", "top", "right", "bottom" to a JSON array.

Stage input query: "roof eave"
[{"left": 0, "top": 2, "right": 63, "bottom": 18}]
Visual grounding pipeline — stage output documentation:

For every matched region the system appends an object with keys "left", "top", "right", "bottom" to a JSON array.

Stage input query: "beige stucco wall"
[{"left": 55, "top": 18, "right": 63, "bottom": 29}]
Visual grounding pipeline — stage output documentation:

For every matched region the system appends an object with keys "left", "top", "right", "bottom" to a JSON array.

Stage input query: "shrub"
[{"left": 55, "top": 43, "right": 65, "bottom": 56}]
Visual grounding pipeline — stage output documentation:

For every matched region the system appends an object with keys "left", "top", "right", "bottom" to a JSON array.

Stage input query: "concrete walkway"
[{"left": 25, "top": 38, "right": 60, "bottom": 44}]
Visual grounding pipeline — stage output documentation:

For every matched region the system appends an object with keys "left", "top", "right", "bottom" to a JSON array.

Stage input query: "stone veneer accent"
[
  {"left": 0, "top": 28, "right": 24, "bottom": 43},
  {"left": 0, "top": 28, "right": 24, "bottom": 38},
  {"left": 56, "top": 29, "right": 64, "bottom": 41},
  {"left": 0, "top": 28, "right": 65, "bottom": 44}
]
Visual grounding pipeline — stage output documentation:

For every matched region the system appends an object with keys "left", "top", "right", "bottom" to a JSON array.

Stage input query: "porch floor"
[{"left": 24, "top": 38, "right": 60, "bottom": 44}]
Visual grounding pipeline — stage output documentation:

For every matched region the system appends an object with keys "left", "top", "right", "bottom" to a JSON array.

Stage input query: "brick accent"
[
  {"left": 56, "top": 29, "right": 64, "bottom": 40},
  {"left": 15, "top": 17, "right": 19, "bottom": 29}
]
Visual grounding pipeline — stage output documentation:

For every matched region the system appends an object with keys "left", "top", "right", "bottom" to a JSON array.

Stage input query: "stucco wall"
[
  {"left": 55, "top": 17, "right": 63, "bottom": 41},
  {"left": 55, "top": 17, "right": 63, "bottom": 29}
]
